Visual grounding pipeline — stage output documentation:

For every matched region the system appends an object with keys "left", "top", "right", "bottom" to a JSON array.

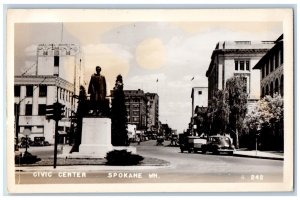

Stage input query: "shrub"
[
  {"left": 105, "top": 150, "right": 144, "bottom": 166},
  {"left": 15, "top": 151, "right": 41, "bottom": 164}
]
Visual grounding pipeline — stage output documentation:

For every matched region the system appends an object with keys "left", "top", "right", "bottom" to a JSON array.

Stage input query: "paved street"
[{"left": 15, "top": 140, "right": 283, "bottom": 184}]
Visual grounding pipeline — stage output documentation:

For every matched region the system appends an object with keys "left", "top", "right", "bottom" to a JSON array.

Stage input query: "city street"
[{"left": 15, "top": 140, "right": 283, "bottom": 184}]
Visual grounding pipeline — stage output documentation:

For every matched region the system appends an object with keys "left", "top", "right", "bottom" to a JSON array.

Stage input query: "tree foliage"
[
  {"left": 225, "top": 76, "right": 248, "bottom": 148},
  {"left": 243, "top": 93, "right": 284, "bottom": 150},
  {"left": 207, "top": 90, "right": 230, "bottom": 135},
  {"left": 70, "top": 86, "right": 89, "bottom": 153},
  {"left": 111, "top": 75, "right": 129, "bottom": 146}
]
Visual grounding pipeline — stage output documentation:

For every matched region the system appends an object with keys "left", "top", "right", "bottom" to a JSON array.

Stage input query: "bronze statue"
[{"left": 88, "top": 66, "right": 107, "bottom": 115}]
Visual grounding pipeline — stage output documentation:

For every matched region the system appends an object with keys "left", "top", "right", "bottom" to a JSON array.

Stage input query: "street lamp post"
[{"left": 256, "top": 124, "right": 261, "bottom": 156}]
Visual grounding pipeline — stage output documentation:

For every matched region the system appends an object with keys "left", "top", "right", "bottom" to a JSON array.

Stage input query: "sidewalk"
[{"left": 233, "top": 150, "right": 284, "bottom": 160}]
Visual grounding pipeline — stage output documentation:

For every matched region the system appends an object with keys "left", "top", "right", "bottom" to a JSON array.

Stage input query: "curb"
[{"left": 233, "top": 153, "right": 284, "bottom": 161}]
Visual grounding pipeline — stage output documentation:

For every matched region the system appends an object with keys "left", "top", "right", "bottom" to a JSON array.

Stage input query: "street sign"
[{"left": 23, "top": 128, "right": 31, "bottom": 136}]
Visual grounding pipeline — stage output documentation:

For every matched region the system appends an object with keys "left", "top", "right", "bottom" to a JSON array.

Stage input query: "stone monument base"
[{"left": 60, "top": 117, "right": 136, "bottom": 159}]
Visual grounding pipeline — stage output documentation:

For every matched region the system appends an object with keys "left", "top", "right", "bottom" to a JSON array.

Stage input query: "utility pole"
[{"left": 46, "top": 101, "right": 65, "bottom": 168}]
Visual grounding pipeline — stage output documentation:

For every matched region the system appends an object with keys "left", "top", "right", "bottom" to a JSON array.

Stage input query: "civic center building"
[{"left": 14, "top": 44, "right": 82, "bottom": 144}]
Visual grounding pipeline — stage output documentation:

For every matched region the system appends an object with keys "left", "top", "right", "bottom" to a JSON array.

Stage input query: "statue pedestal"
[
  {"left": 61, "top": 117, "right": 137, "bottom": 159},
  {"left": 79, "top": 117, "right": 113, "bottom": 158}
]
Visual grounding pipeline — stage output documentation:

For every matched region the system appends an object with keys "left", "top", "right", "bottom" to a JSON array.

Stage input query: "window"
[
  {"left": 270, "top": 58, "right": 274, "bottom": 73},
  {"left": 25, "top": 104, "right": 32, "bottom": 115},
  {"left": 280, "top": 49, "right": 283, "bottom": 65},
  {"left": 54, "top": 56, "right": 59, "bottom": 67},
  {"left": 280, "top": 75, "right": 284, "bottom": 96},
  {"left": 133, "top": 117, "right": 139, "bottom": 122},
  {"left": 270, "top": 82, "right": 274, "bottom": 97},
  {"left": 39, "top": 85, "right": 47, "bottom": 97},
  {"left": 26, "top": 85, "right": 33, "bottom": 97},
  {"left": 38, "top": 104, "right": 46, "bottom": 115},
  {"left": 235, "top": 61, "right": 238, "bottom": 70},
  {"left": 198, "top": 91, "right": 202, "bottom": 95},
  {"left": 275, "top": 52, "right": 279, "bottom": 69},
  {"left": 262, "top": 66, "right": 265, "bottom": 79},
  {"left": 14, "top": 85, "right": 20, "bottom": 97},
  {"left": 240, "top": 61, "right": 245, "bottom": 70},
  {"left": 275, "top": 79, "right": 279, "bottom": 94},
  {"left": 266, "top": 62, "right": 269, "bottom": 76},
  {"left": 246, "top": 61, "right": 250, "bottom": 71}
]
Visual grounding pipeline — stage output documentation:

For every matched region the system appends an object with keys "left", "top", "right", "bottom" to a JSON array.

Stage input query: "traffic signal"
[
  {"left": 55, "top": 103, "right": 65, "bottom": 120},
  {"left": 46, "top": 104, "right": 55, "bottom": 120},
  {"left": 45, "top": 102, "right": 65, "bottom": 121}
]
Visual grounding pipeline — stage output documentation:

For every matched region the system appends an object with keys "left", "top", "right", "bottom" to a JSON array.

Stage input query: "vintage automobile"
[
  {"left": 179, "top": 134, "right": 207, "bottom": 153},
  {"left": 31, "top": 137, "right": 50, "bottom": 146},
  {"left": 201, "top": 135, "right": 235, "bottom": 155}
]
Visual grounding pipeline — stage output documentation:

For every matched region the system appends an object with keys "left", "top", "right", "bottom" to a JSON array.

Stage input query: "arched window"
[
  {"left": 266, "top": 62, "right": 269, "bottom": 76},
  {"left": 261, "top": 87, "right": 265, "bottom": 98},
  {"left": 270, "top": 82, "right": 274, "bottom": 97},
  {"left": 266, "top": 85, "right": 269, "bottom": 96},
  {"left": 280, "top": 75, "right": 284, "bottom": 96},
  {"left": 275, "top": 79, "right": 279, "bottom": 95}
]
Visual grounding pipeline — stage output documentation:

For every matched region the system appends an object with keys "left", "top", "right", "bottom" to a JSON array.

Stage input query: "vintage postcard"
[{"left": 6, "top": 8, "right": 294, "bottom": 193}]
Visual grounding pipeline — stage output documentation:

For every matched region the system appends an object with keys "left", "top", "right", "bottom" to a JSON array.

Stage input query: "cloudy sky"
[{"left": 14, "top": 21, "right": 282, "bottom": 132}]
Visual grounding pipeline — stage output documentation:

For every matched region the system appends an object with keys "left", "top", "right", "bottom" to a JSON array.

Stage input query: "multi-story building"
[
  {"left": 124, "top": 89, "right": 148, "bottom": 130},
  {"left": 145, "top": 93, "right": 159, "bottom": 131},
  {"left": 14, "top": 44, "right": 81, "bottom": 144},
  {"left": 191, "top": 87, "right": 208, "bottom": 117},
  {"left": 206, "top": 40, "right": 275, "bottom": 104},
  {"left": 253, "top": 34, "right": 284, "bottom": 97}
]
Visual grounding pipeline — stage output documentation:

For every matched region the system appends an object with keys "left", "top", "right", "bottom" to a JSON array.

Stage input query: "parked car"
[
  {"left": 179, "top": 134, "right": 207, "bottom": 153},
  {"left": 31, "top": 137, "right": 50, "bottom": 146},
  {"left": 201, "top": 135, "right": 235, "bottom": 155}
]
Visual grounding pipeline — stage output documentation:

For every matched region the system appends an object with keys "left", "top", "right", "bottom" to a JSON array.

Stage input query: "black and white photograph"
[{"left": 6, "top": 8, "right": 294, "bottom": 193}]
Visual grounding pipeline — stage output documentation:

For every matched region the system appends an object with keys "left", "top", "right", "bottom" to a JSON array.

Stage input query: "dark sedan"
[{"left": 201, "top": 135, "right": 235, "bottom": 155}]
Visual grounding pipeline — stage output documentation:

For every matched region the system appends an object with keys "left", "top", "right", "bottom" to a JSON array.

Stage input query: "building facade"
[
  {"left": 124, "top": 90, "right": 148, "bottom": 130},
  {"left": 191, "top": 87, "right": 208, "bottom": 117},
  {"left": 253, "top": 34, "right": 284, "bottom": 98},
  {"left": 206, "top": 41, "right": 275, "bottom": 103},
  {"left": 145, "top": 93, "right": 159, "bottom": 132},
  {"left": 14, "top": 44, "right": 81, "bottom": 144}
]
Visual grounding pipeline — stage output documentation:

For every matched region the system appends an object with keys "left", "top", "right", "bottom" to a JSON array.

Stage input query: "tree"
[
  {"left": 70, "top": 86, "right": 89, "bottom": 153},
  {"left": 111, "top": 75, "right": 129, "bottom": 146},
  {"left": 225, "top": 76, "right": 248, "bottom": 148},
  {"left": 207, "top": 90, "right": 230, "bottom": 136},
  {"left": 244, "top": 93, "right": 283, "bottom": 150},
  {"left": 194, "top": 106, "right": 209, "bottom": 136}
]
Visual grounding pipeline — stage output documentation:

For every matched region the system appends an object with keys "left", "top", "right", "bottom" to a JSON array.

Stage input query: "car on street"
[
  {"left": 179, "top": 134, "right": 207, "bottom": 153},
  {"left": 201, "top": 135, "right": 235, "bottom": 155}
]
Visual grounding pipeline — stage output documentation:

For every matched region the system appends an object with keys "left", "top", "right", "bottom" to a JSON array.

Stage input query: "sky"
[{"left": 14, "top": 21, "right": 282, "bottom": 132}]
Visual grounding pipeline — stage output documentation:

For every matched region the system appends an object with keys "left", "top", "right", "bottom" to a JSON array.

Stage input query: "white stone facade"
[
  {"left": 14, "top": 44, "right": 82, "bottom": 144},
  {"left": 191, "top": 87, "right": 208, "bottom": 117},
  {"left": 206, "top": 40, "right": 275, "bottom": 102}
]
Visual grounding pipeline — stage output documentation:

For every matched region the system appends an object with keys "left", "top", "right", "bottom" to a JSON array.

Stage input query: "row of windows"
[
  {"left": 14, "top": 85, "right": 47, "bottom": 97},
  {"left": 235, "top": 60, "right": 250, "bottom": 71},
  {"left": 15, "top": 85, "right": 74, "bottom": 103},
  {"left": 261, "top": 50, "right": 283, "bottom": 79},
  {"left": 59, "top": 88, "right": 73, "bottom": 103},
  {"left": 261, "top": 75, "right": 284, "bottom": 97}
]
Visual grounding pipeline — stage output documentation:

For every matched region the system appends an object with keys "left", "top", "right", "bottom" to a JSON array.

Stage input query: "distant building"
[
  {"left": 191, "top": 87, "right": 208, "bottom": 117},
  {"left": 124, "top": 89, "right": 148, "bottom": 130},
  {"left": 14, "top": 44, "right": 81, "bottom": 144},
  {"left": 253, "top": 34, "right": 284, "bottom": 97},
  {"left": 206, "top": 40, "right": 275, "bottom": 104},
  {"left": 145, "top": 93, "right": 159, "bottom": 132}
]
